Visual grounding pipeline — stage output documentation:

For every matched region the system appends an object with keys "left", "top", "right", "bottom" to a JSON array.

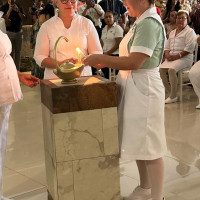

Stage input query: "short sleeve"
[
  {"left": 184, "top": 28, "right": 196, "bottom": 53},
  {"left": 130, "top": 18, "right": 163, "bottom": 57},
  {"left": 114, "top": 25, "right": 123, "bottom": 38}
]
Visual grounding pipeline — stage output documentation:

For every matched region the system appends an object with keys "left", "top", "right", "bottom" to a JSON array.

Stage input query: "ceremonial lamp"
[{"left": 53, "top": 36, "right": 84, "bottom": 84}]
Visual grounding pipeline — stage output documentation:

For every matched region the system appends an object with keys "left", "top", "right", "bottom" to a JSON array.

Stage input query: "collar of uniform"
[
  {"left": 111, "top": 22, "right": 117, "bottom": 27},
  {"left": 172, "top": 25, "right": 189, "bottom": 37},
  {"left": 55, "top": 13, "right": 78, "bottom": 24},
  {"left": 135, "top": 7, "right": 157, "bottom": 25}
]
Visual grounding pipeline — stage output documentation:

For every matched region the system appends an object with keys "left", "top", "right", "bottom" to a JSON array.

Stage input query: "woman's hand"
[
  {"left": 18, "top": 72, "right": 40, "bottom": 87},
  {"left": 166, "top": 54, "right": 180, "bottom": 61},
  {"left": 83, "top": 54, "right": 105, "bottom": 69},
  {"left": 59, "top": 58, "right": 78, "bottom": 66}
]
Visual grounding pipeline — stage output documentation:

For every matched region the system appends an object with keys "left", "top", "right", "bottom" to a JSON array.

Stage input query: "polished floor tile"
[{"left": 2, "top": 84, "right": 200, "bottom": 200}]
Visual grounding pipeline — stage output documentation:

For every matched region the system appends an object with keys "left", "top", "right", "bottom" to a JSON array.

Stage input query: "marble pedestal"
[{"left": 40, "top": 76, "right": 120, "bottom": 200}]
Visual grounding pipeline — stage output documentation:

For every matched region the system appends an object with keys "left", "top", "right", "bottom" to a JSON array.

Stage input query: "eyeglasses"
[
  {"left": 60, "top": 0, "right": 76, "bottom": 4},
  {"left": 176, "top": 17, "right": 187, "bottom": 20}
]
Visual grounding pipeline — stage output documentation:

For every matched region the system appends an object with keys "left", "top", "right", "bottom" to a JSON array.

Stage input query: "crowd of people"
[{"left": 0, "top": 0, "right": 200, "bottom": 200}]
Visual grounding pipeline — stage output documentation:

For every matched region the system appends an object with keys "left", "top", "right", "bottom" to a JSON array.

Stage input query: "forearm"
[
  {"left": 41, "top": 57, "right": 57, "bottom": 69},
  {"left": 6, "top": 10, "right": 11, "bottom": 18},
  {"left": 164, "top": 50, "right": 170, "bottom": 57},
  {"left": 96, "top": 53, "right": 147, "bottom": 70},
  {"left": 18, "top": 12, "right": 26, "bottom": 20},
  {"left": 179, "top": 50, "right": 189, "bottom": 58},
  {"left": 121, "top": 14, "right": 126, "bottom": 25},
  {"left": 94, "top": 5, "right": 104, "bottom": 16}
]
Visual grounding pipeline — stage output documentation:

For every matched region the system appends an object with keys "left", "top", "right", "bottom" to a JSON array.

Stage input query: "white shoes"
[
  {"left": 123, "top": 186, "right": 151, "bottom": 200},
  {"left": 165, "top": 97, "right": 178, "bottom": 104},
  {"left": 196, "top": 104, "right": 200, "bottom": 109}
]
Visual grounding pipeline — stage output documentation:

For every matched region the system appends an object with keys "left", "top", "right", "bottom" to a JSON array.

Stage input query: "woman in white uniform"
[
  {"left": 0, "top": 12, "right": 39, "bottom": 200},
  {"left": 34, "top": 0, "right": 102, "bottom": 79},
  {"left": 189, "top": 35, "right": 200, "bottom": 109},
  {"left": 83, "top": 0, "right": 166, "bottom": 200},
  {"left": 159, "top": 10, "right": 196, "bottom": 104}
]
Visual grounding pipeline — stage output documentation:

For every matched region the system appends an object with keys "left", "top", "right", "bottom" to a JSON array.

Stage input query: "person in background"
[
  {"left": 98, "top": 0, "right": 127, "bottom": 29},
  {"left": 34, "top": 0, "right": 102, "bottom": 79},
  {"left": 30, "top": 3, "right": 55, "bottom": 79},
  {"left": 159, "top": 10, "right": 196, "bottom": 104},
  {"left": 0, "top": 13, "right": 39, "bottom": 200},
  {"left": 162, "top": 0, "right": 181, "bottom": 23},
  {"left": 0, "top": 0, "right": 26, "bottom": 70},
  {"left": 78, "top": 0, "right": 104, "bottom": 38},
  {"left": 179, "top": 0, "right": 192, "bottom": 13},
  {"left": 189, "top": 35, "right": 200, "bottom": 109},
  {"left": 164, "top": 10, "right": 177, "bottom": 38},
  {"left": 101, "top": 10, "right": 123, "bottom": 79},
  {"left": 29, "top": 0, "right": 45, "bottom": 23},
  {"left": 124, "top": 16, "right": 136, "bottom": 34},
  {"left": 83, "top": 0, "right": 167, "bottom": 199}
]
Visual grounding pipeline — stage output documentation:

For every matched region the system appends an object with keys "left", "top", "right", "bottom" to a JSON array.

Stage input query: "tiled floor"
[{"left": 2, "top": 84, "right": 200, "bottom": 200}]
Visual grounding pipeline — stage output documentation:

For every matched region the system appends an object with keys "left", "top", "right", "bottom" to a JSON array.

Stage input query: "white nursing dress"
[{"left": 117, "top": 7, "right": 167, "bottom": 160}]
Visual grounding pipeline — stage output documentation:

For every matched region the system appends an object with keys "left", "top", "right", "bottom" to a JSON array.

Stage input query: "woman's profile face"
[
  {"left": 176, "top": 13, "right": 188, "bottom": 28},
  {"left": 104, "top": 12, "right": 114, "bottom": 26},
  {"left": 123, "top": 0, "right": 140, "bottom": 18}
]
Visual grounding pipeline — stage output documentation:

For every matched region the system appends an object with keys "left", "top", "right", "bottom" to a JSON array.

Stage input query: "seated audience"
[
  {"left": 162, "top": 0, "right": 181, "bottom": 23},
  {"left": 100, "top": 11, "right": 123, "bottom": 79},
  {"left": 180, "top": 0, "right": 192, "bottom": 13},
  {"left": 189, "top": 35, "right": 200, "bottom": 109},
  {"left": 164, "top": 10, "right": 177, "bottom": 38},
  {"left": 159, "top": 10, "right": 196, "bottom": 104}
]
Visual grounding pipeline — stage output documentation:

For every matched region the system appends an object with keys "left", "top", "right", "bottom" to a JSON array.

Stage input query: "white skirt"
[
  {"left": 159, "top": 57, "right": 193, "bottom": 72},
  {"left": 117, "top": 68, "right": 167, "bottom": 160}
]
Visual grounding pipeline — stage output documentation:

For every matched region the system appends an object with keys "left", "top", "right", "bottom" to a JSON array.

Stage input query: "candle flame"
[
  {"left": 76, "top": 48, "right": 82, "bottom": 54},
  {"left": 76, "top": 47, "right": 86, "bottom": 57}
]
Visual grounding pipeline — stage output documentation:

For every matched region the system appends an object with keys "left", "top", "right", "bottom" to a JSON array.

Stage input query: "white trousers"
[
  {"left": 189, "top": 61, "right": 200, "bottom": 103},
  {"left": 0, "top": 104, "right": 12, "bottom": 199}
]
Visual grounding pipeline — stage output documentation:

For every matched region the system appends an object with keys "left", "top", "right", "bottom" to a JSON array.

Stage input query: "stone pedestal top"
[{"left": 40, "top": 76, "right": 117, "bottom": 114}]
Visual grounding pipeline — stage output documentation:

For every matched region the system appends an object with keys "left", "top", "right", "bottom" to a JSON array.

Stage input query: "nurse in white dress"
[
  {"left": 159, "top": 10, "right": 196, "bottom": 104},
  {"left": 83, "top": 1, "right": 166, "bottom": 200},
  {"left": 0, "top": 12, "right": 39, "bottom": 200},
  {"left": 34, "top": 0, "right": 102, "bottom": 80}
]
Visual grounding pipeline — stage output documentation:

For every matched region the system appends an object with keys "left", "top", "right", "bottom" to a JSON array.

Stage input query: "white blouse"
[
  {"left": 0, "top": 30, "right": 22, "bottom": 106},
  {"left": 101, "top": 23, "right": 123, "bottom": 55},
  {"left": 165, "top": 25, "right": 196, "bottom": 60},
  {"left": 34, "top": 14, "right": 102, "bottom": 79}
]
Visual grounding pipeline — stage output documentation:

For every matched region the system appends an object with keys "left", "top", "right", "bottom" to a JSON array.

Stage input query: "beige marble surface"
[
  {"left": 41, "top": 104, "right": 120, "bottom": 200},
  {"left": 73, "top": 156, "right": 120, "bottom": 200}
]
